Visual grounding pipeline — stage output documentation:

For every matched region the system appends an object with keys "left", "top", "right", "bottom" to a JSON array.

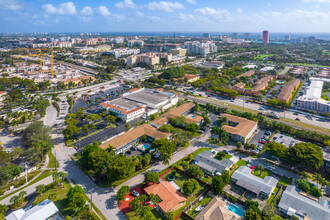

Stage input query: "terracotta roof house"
[
  {"left": 163, "top": 102, "right": 203, "bottom": 125},
  {"left": 277, "top": 78, "right": 300, "bottom": 103},
  {"left": 99, "top": 124, "right": 171, "bottom": 154},
  {"left": 221, "top": 114, "right": 258, "bottom": 143},
  {"left": 235, "top": 70, "right": 255, "bottom": 80},
  {"left": 195, "top": 197, "right": 241, "bottom": 220},
  {"left": 144, "top": 181, "right": 187, "bottom": 213}
]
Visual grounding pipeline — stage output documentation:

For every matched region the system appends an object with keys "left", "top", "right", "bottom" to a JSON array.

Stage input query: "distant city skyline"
[{"left": 0, "top": 0, "right": 330, "bottom": 33}]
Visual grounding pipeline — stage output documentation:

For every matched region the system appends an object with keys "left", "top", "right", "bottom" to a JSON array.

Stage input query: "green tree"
[
  {"left": 105, "top": 65, "right": 116, "bottom": 73},
  {"left": 0, "top": 204, "right": 8, "bottom": 216},
  {"left": 116, "top": 185, "right": 130, "bottom": 204},
  {"left": 310, "top": 185, "right": 322, "bottom": 197},
  {"left": 182, "top": 179, "right": 199, "bottom": 196},
  {"left": 297, "top": 179, "right": 310, "bottom": 192},
  {"left": 266, "top": 141, "right": 288, "bottom": 158},
  {"left": 289, "top": 143, "right": 323, "bottom": 169},
  {"left": 212, "top": 175, "right": 225, "bottom": 195},
  {"left": 236, "top": 142, "right": 242, "bottom": 149},
  {"left": 62, "top": 124, "right": 80, "bottom": 140},
  {"left": 106, "top": 115, "right": 116, "bottom": 124},
  {"left": 187, "top": 164, "right": 204, "bottom": 179},
  {"left": 144, "top": 172, "right": 159, "bottom": 184},
  {"left": 186, "top": 123, "right": 200, "bottom": 133},
  {"left": 142, "top": 153, "right": 151, "bottom": 167},
  {"left": 33, "top": 96, "right": 50, "bottom": 117},
  {"left": 36, "top": 184, "right": 46, "bottom": 194},
  {"left": 221, "top": 170, "right": 231, "bottom": 184},
  {"left": 257, "top": 164, "right": 264, "bottom": 176},
  {"left": 165, "top": 211, "right": 175, "bottom": 220}
]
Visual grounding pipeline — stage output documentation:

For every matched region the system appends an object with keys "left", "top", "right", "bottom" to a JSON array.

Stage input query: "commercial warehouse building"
[
  {"left": 220, "top": 114, "right": 258, "bottom": 143},
  {"left": 231, "top": 166, "right": 278, "bottom": 199}
]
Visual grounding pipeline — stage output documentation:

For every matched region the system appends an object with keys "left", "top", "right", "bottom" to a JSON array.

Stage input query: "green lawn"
[
  {"left": 162, "top": 170, "right": 189, "bottom": 188},
  {"left": 267, "top": 186, "right": 280, "bottom": 204},
  {"left": 236, "top": 160, "right": 248, "bottom": 167},
  {"left": 252, "top": 168, "right": 272, "bottom": 179},
  {"left": 271, "top": 214, "right": 284, "bottom": 220},
  {"left": 224, "top": 154, "right": 232, "bottom": 159},
  {"left": 33, "top": 180, "right": 72, "bottom": 211},
  {"left": 279, "top": 176, "right": 292, "bottom": 186},
  {"left": 254, "top": 54, "right": 274, "bottom": 60},
  {"left": 47, "top": 152, "right": 59, "bottom": 169},
  {"left": 186, "top": 195, "right": 213, "bottom": 218},
  {"left": 214, "top": 153, "right": 232, "bottom": 161}
]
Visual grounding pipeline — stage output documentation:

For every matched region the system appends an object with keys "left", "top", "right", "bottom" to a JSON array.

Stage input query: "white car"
[{"left": 132, "top": 190, "right": 140, "bottom": 197}]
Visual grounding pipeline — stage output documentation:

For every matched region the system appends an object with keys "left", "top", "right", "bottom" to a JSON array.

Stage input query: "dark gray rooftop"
[{"left": 194, "top": 151, "right": 234, "bottom": 173}]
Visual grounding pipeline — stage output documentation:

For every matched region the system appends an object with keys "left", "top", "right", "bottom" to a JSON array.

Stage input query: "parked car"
[
  {"left": 230, "top": 99, "right": 235, "bottom": 102},
  {"left": 132, "top": 190, "right": 140, "bottom": 197},
  {"left": 208, "top": 95, "right": 211, "bottom": 97},
  {"left": 264, "top": 131, "right": 271, "bottom": 135},
  {"left": 259, "top": 140, "right": 266, "bottom": 144}
]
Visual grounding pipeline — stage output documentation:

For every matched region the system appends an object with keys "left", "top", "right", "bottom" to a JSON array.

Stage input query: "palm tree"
[
  {"left": 161, "top": 153, "right": 171, "bottom": 165},
  {"left": 257, "top": 164, "right": 264, "bottom": 176}
]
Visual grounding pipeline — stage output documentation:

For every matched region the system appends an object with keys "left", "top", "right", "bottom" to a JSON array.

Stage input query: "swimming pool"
[
  {"left": 141, "top": 144, "right": 154, "bottom": 151},
  {"left": 276, "top": 80, "right": 285, "bottom": 84},
  {"left": 190, "top": 115, "right": 195, "bottom": 118},
  {"left": 227, "top": 204, "right": 245, "bottom": 217}
]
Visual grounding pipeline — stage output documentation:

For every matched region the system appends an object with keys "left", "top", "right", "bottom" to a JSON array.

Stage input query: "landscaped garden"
[
  {"left": 186, "top": 195, "right": 213, "bottom": 218},
  {"left": 252, "top": 167, "right": 272, "bottom": 179}
]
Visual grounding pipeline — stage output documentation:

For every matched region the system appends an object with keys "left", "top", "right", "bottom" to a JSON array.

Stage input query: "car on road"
[
  {"left": 230, "top": 99, "right": 235, "bottom": 102},
  {"left": 259, "top": 107, "right": 265, "bottom": 110},
  {"left": 293, "top": 112, "right": 298, "bottom": 115},
  {"left": 132, "top": 190, "right": 140, "bottom": 197},
  {"left": 295, "top": 118, "right": 301, "bottom": 121}
]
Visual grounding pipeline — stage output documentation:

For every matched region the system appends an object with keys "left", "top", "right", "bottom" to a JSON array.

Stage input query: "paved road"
[
  {"left": 0, "top": 176, "right": 53, "bottom": 205},
  {"left": 182, "top": 93, "right": 330, "bottom": 131}
]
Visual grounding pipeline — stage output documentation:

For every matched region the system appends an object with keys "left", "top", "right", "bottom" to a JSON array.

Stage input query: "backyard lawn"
[
  {"left": 279, "top": 176, "right": 292, "bottom": 186},
  {"left": 163, "top": 170, "right": 190, "bottom": 188},
  {"left": 236, "top": 160, "right": 248, "bottom": 167},
  {"left": 186, "top": 195, "right": 213, "bottom": 218},
  {"left": 252, "top": 167, "right": 272, "bottom": 179},
  {"left": 126, "top": 208, "right": 162, "bottom": 220}
]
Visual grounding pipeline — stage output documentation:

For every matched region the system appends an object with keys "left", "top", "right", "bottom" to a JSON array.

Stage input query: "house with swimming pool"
[
  {"left": 99, "top": 124, "right": 171, "bottom": 154},
  {"left": 163, "top": 102, "right": 203, "bottom": 125},
  {"left": 231, "top": 166, "right": 278, "bottom": 200}
]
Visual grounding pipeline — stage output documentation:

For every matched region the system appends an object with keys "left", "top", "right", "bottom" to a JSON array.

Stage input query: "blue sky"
[{"left": 0, "top": 0, "right": 330, "bottom": 33}]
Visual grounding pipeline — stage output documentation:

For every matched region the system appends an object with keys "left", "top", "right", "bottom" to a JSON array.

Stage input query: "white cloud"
[
  {"left": 98, "top": 6, "right": 110, "bottom": 17},
  {"left": 81, "top": 6, "right": 93, "bottom": 16},
  {"left": 195, "top": 7, "right": 218, "bottom": 15},
  {"left": 135, "top": 11, "right": 145, "bottom": 17},
  {"left": 237, "top": 8, "right": 243, "bottom": 13},
  {"left": 302, "top": 0, "right": 330, "bottom": 2},
  {"left": 115, "top": 0, "right": 137, "bottom": 9},
  {"left": 42, "top": 2, "right": 77, "bottom": 15},
  {"left": 186, "top": 0, "right": 196, "bottom": 4},
  {"left": 0, "top": 0, "right": 22, "bottom": 10},
  {"left": 145, "top": 1, "right": 184, "bottom": 12}
]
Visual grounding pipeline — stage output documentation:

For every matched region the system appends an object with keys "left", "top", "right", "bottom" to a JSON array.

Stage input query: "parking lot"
[
  {"left": 72, "top": 122, "right": 125, "bottom": 150},
  {"left": 249, "top": 128, "right": 270, "bottom": 146},
  {"left": 72, "top": 85, "right": 127, "bottom": 113}
]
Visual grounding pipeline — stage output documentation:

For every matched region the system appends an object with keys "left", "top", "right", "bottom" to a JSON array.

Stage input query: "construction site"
[{"left": 7, "top": 47, "right": 96, "bottom": 85}]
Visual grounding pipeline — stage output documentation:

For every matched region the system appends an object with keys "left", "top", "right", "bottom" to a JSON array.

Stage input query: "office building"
[
  {"left": 126, "top": 52, "right": 172, "bottom": 66},
  {"left": 263, "top": 30, "right": 269, "bottom": 44},
  {"left": 233, "top": 32, "right": 239, "bottom": 39},
  {"left": 203, "top": 33, "right": 211, "bottom": 39},
  {"left": 127, "top": 40, "right": 144, "bottom": 47},
  {"left": 244, "top": 33, "right": 250, "bottom": 40},
  {"left": 141, "top": 44, "right": 163, "bottom": 53},
  {"left": 308, "top": 36, "right": 316, "bottom": 43},
  {"left": 284, "top": 35, "right": 290, "bottom": 41}
]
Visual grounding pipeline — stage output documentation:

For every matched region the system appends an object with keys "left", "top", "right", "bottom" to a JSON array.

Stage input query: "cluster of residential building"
[
  {"left": 103, "top": 48, "right": 140, "bottom": 58},
  {"left": 233, "top": 75, "right": 276, "bottom": 96},
  {"left": 184, "top": 41, "right": 217, "bottom": 56},
  {"left": 126, "top": 52, "right": 173, "bottom": 66},
  {"left": 291, "top": 66, "right": 306, "bottom": 75},
  {"left": 277, "top": 78, "right": 300, "bottom": 103},
  {"left": 296, "top": 80, "right": 330, "bottom": 113},
  {"left": 316, "top": 68, "right": 330, "bottom": 79},
  {"left": 127, "top": 39, "right": 144, "bottom": 47}
]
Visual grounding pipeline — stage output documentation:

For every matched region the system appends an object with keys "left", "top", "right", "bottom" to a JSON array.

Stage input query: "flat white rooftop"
[{"left": 305, "top": 80, "right": 323, "bottom": 99}]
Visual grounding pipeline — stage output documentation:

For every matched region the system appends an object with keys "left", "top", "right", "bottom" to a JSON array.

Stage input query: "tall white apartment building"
[
  {"left": 184, "top": 41, "right": 217, "bottom": 56},
  {"left": 296, "top": 81, "right": 330, "bottom": 113},
  {"left": 103, "top": 48, "right": 140, "bottom": 58}
]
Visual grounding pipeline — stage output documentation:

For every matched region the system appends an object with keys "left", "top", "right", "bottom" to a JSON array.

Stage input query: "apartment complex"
[
  {"left": 277, "top": 78, "right": 300, "bottom": 103},
  {"left": 184, "top": 41, "right": 217, "bottom": 56},
  {"left": 126, "top": 52, "right": 172, "bottom": 66},
  {"left": 170, "top": 48, "right": 187, "bottom": 57},
  {"left": 278, "top": 185, "right": 330, "bottom": 220},
  {"left": 232, "top": 166, "right": 278, "bottom": 199},
  {"left": 220, "top": 114, "right": 258, "bottom": 143},
  {"left": 163, "top": 102, "right": 203, "bottom": 125},
  {"left": 291, "top": 66, "right": 306, "bottom": 75},
  {"left": 235, "top": 70, "right": 255, "bottom": 80},
  {"left": 103, "top": 48, "right": 140, "bottom": 58},
  {"left": 296, "top": 81, "right": 330, "bottom": 113},
  {"left": 233, "top": 75, "right": 276, "bottom": 96},
  {"left": 127, "top": 40, "right": 144, "bottom": 47}
]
